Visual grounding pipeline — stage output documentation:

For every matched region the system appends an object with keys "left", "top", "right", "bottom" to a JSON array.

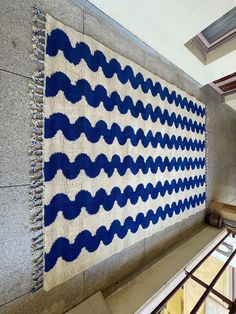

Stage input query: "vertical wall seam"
[{"left": 82, "top": 8, "right": 84, "bottom": 34}]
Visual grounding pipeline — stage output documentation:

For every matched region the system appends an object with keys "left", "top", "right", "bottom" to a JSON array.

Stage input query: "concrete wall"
[
  {"left": 0, "top": 0, "right": 235, "bottom": 313},
  {"left": 207, "top": 96, "right": 236, "bottom": 205}
]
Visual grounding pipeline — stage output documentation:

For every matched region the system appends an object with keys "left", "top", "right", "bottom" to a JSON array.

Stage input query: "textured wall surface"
[{"left": 0, "top": 0, "right": 235, "bottom": 313}]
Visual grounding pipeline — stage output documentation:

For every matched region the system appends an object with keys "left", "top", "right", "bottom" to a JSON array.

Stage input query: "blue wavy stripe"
[
  {"left": 44, "top": 153, "right": 205, "bottom": 181},
  {"left": 44, "top": 175, "right": 205, "bottom": 226},
  {"left": 45, "top": 114, "right": 205, "bottom": 151},
  {"left": 45, "top": 193, "right": 206, "bottom": 272},
  {"left": 45, "top": 73, "right": 205, "bottom": 134},
  {"left": 46, "top": 29, "right": 205, "bottom": 118}
]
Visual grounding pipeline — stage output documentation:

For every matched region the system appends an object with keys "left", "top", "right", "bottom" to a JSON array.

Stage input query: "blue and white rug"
[{"left": 31, "top": 10, "right": 206, "bottom": 291}]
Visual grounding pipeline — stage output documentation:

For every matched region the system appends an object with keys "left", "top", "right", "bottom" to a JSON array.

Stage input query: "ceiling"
[{"left": 89, "top": 0, "right": 236, "bottom": 87}]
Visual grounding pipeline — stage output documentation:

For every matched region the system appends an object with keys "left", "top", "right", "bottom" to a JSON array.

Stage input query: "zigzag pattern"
[
  {"left": 44, "top": 193, "right": 206, "bottom": 272},
  {"left": 45, "top": 73, "right": 205, "bottom": 134},
  {"left": 46, "top": 29, "right": 205, "bottom": 118},
  {"left": 45, "top": 153, "right": 205, "bottom": 181},
  {"left": 45, "top": 114, "right": 205, "bottom": 151},
  {"left": 45, "top": 175, "right": 205, "bottom": 226}
]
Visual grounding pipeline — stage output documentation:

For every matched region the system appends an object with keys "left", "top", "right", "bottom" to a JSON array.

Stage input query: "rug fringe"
[
  {"left": 205, "top": 104, "right": 208, "bottom": 207},
  {"left": 30, "top": 7, "right": 45, "bottom": 292}
]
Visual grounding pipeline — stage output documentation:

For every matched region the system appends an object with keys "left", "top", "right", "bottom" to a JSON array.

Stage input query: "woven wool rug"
[{"left": 30, "top": 9, "right": 206, "bottom": 291}]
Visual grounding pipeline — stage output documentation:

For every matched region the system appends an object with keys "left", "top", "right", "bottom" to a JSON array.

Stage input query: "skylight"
[{"left": 185, "top": 7, "right": 236, "bottom": 65}]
